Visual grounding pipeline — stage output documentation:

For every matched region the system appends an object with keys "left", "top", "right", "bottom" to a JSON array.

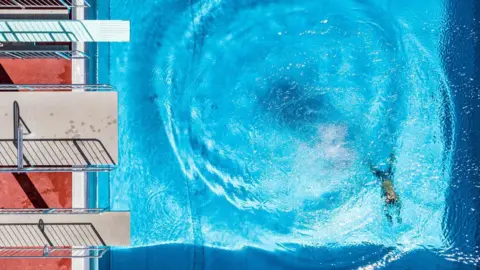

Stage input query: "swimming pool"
[{"left": 99, "top": 0, "right": 479, "bottom": 268}]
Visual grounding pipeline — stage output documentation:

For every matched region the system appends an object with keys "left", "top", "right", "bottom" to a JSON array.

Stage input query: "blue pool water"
[{"left": 96, "top": 0, "right": 479, "bottom": 268}]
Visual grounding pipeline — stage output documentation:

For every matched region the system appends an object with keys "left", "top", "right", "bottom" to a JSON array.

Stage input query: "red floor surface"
[
  {"left": 0, "top": 173, "right": 72, "bottom": 208},
  {"left": 0, "top": 173, "right": 72, "bottom": 270},
  {"left": 0, "top": 259, "right": 71, "bottom": 270},
  {"left": 0, "top": 59, "right": 73, "bottom": 269},
  {"left": 0, "top": 59, "right": 71, "bottom": 84}
]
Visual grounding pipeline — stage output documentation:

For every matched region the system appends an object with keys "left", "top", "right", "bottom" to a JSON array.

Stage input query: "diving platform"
[
  {"left": 0, "top": 20, "right": 130, "bottom": 42},
  {"left": 0, "top": 210, "right": 130, "bottom": 247},
  {"left": 0, "top": 209, "right": 129, "bottom": 258},
  {"left": 0, "top": 86, "right": 118, "bottom": 172}
]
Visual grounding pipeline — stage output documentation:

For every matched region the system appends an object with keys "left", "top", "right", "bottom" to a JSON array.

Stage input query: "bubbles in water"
[{"left": 150, "top": 0, "right": 456, "bottom": 264}]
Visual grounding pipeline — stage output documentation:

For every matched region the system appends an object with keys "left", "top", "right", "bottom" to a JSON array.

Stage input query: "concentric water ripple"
[
  {"left": 149, "top": 0, "right": 457, "bottom": 254},
  {"left": 160, "top": 0, "right": 407, "bottom": 209},
  {"left": 110, "top": 0, "right": 480, "bottom": 267}
]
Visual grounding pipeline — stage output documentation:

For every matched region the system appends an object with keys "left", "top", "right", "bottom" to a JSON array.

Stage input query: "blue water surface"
[{"left": 96, "top": 0, "right": 480, "bottom": 268}]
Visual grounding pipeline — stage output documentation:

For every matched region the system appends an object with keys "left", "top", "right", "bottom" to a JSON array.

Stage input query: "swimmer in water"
[{"left": 370, "top": 153, "right": 402, "bottom": 224}]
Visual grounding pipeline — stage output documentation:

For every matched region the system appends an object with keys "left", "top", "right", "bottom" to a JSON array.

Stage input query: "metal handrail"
[
  {"left": 0, "top": 247, "right": 108, "bottom": 258},
  {"left": 13, "top": 100, "right": 22, "bottom": 169},
  {"left": 0, "top": 208, "right": 107, "bottom": 214},
  {"left": 16, "top": 126, "right": 22, "bottom": 169},
  {"left": 0, "top": 165, "right": 115, "bottom": 172},
  {"left": 0, "top": 219, "right": 107, "bottom": 247},
  {"left": 13, "top": 100, "right": 19, "bottom": 143},
  {"left": 0, "top": 50, "right": 89, "bottom": 60},
  {"left": 0, "top": 0, "right": 90, "bottom": 8},
  {"left": 0, "top": 138, "right": 116, "bottom": 170},
  {"left": 0, "top": 84, "right": 113, "bottom": 92}
]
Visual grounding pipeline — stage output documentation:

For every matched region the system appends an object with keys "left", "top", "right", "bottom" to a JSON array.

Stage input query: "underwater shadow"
[
  {"left": 258, "top": 77, "right": 329, "bottom": 132},
  {"left": 103, "top": 243, "right": 470, "bottom": 270}
]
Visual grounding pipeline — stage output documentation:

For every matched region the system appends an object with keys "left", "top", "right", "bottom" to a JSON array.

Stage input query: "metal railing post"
[
  {"left": 17, "top": 125, "right": 23, "bottom": 169},
  {"left": 43, "top": 246, "right": 50, "bottom": 257},
  {"left": 13, "top": 101, "right": 19, "bottom": 141},
  {"left": 13, "top": 101, "right": 24, "bottom": 169}
]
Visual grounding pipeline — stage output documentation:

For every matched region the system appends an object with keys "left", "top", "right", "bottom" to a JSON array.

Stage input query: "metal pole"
[
  {"left": 13, "top": 101, "right": 19, "bottom": 142},
  {"left": 13, "top": 101, "right": 24, "bottom": 169},
  {"left": 17, "top": 125, "right": 23, "bottom": 169},
  {"left": 43, "top": 246, "right": 50, "bottom": 257}
]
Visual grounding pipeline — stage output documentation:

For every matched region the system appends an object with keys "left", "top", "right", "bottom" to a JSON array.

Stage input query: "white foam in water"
[
  {"left": 198, "top": 107, "right": 450, "bottom": 251},
  {"left": 315, "top": 124, "right": 355, "bottom": 167},
  {"left": 110, "top": 0, "right": 455, "bottom": 264}
]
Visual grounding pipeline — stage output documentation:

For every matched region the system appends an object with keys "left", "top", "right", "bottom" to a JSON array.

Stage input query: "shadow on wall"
[
  {"left": 104, "top": 244, "right": 469, "bottom": 270},
  {"left": 0, "top": 65, "right": 13, "bottom": 84}
]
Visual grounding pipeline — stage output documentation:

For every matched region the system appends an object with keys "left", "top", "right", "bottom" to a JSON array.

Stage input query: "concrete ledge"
[
  {"left": 0, "top": 212, "right": 130, "bottom": 246},
  {"left": 0, "top": 92, "right": 118, "bottom": 164}
]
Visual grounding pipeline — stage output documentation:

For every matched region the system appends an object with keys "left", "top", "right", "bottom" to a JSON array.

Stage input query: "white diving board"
[{"left": 0, "top": 20, "right": 130, "bottom": 42}]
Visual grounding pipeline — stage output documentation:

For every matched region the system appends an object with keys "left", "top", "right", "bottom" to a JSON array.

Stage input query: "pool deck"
[{"left": 0, "top": 59, "right": 73, "bottom": 269}]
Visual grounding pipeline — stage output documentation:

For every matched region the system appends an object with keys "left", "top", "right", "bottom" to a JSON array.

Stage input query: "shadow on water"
[
  {"left": 104, "top": 243, "right": 473, "bottom": 270},
  {"left": 258, "top": 77, "right": 332, "bottom": 134}
]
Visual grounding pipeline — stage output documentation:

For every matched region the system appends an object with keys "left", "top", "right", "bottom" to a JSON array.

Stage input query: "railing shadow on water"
[{"left": 105, "top": 243, "right": 466, "bottom": 270}]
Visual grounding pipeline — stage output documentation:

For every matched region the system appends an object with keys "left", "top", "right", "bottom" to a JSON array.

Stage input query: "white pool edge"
[{"left": 72, "top": 3, "right": 90, "bottom": 270}]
